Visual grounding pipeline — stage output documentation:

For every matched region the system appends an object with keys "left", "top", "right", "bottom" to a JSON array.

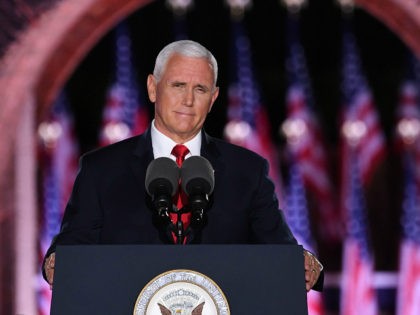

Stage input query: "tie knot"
[{"left": 171, "top": 144, "right": 190, "bottom": 166}]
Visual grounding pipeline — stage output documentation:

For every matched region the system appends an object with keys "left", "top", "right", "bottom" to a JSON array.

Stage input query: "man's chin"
[{"left": 171, "top": 127, "right": 200, "bottom": 141}]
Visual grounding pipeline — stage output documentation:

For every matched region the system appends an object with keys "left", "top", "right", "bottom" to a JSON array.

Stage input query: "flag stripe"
[
  {"left": 100, "top": 22, "right": 149, "bottom": 146},
  {"left": 395, "top": 56, "right": 420, "bottom": 314},
  {"left": 339, "top": 17, "right": 380, "bottom": 315},
  {"left": 224, "top": 18, "right": 284, "bottom": 205},
  {"left": 37, "top": 92, "right": 79, "bottom": 315},
  {"left": 284, "top": 14, "right": 340, "bottom": 243}
]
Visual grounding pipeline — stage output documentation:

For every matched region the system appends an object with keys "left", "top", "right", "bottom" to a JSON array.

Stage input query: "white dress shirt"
[{"left": 150, "top": 119, "right": 201, "bottom": 161}]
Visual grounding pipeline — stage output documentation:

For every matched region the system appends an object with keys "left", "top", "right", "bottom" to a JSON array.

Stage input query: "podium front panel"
[{"left": 51, "top": 244, "right": 308, "bottom": 315}]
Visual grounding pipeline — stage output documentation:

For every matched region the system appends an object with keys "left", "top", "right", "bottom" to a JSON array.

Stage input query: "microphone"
[
  {"left": 180, "top": 156, "right": 214, "bottom": 224},
  {"left": 145, "top": 157, "right": 179, "bottom": 219}
]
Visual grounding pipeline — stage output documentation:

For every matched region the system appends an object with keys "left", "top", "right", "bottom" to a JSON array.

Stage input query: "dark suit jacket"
[{"left": 44, "top": 128, "right": 323, "bottom": 289}]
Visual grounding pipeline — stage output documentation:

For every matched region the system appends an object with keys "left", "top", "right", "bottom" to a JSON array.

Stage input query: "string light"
[
  {"left": 397, "top": 118, "right": 420, "bottom": 145},
  {"left": 102, "top": 122, "right": 130, "bottom": 144},
  {"left": 38, "top": 121, "right": 62, "bottom": 149},
  {"left": 336, "top": 0, "right": 354, "bottom": 13},
  {"left": 225, "top": 0, "right": 252, "bottom": 19},
  {"left": 281, "top": 0, "right": 308, "bottom": 13},
  {"left": 225, "top": 0, "right": 252, "bottom": 9},
  {"left": 224, "top": 120, "right": 252, "bottom": 143},
  {"left": 166, "top": 0, "right": 194, "bottom": 15},
  {"left": 281, "top": 118, "right": 307, "bottom": 145},
  {"left": 342, "top": 119, "right": 367, "bottom": 146}
]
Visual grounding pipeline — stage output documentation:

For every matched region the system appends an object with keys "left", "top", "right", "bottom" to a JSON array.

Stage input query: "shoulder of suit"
[
  {"left": 206, "top": 135, "right": 266, "bottom": 163},
  {"left": 81, "top": 134, "right": 143, "bottom": 162}
]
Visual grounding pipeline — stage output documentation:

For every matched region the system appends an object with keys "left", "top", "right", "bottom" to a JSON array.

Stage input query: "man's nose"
[{"left": 183, "top": 88, "right": 194, "bottom": 106}]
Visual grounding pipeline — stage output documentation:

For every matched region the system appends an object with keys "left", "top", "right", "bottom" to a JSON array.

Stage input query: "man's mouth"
[{"left": 174, "top": 111, "right": 194, "bottom": 116}]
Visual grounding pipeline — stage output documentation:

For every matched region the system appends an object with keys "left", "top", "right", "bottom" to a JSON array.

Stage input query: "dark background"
[
  {"left": 64, "top": 0, "right": 408, "bottom": 276},
  {"left": 66, "top": 0, "right": 408, "bottom": 152}
]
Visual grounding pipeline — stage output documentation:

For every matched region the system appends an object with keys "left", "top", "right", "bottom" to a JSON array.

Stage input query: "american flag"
[
  {"left": 36, "top": 92, "right": 79, "bottom": 315},
  {"left": 285, "top": 162, "right": 324, "bottom": 315},
  {"left": 340, "top": 155, "right": 378, "bottom": 315},
  {"left": 339, "top": 17, "right": 381, "bottom": 315},
  {"left": 395, "top": 56, "right": 420, "bottom": 315},
  {"left": 397, "top": 154, "right": 420, "bottom": 315},
  {"left": 394, "top": 57, "right": 420, "bottom": 194},
  {"left": 100, "top": 22, "right": 149, "bottom": 147},
  {"left": 340, "top": 20, "right": 386, "bottom": 187},
  {"left": 224, "top": 18, "right": 284, "bottom": 204},
  {"left": 283, "top": 14, "right": 341, "bottom": 242}
]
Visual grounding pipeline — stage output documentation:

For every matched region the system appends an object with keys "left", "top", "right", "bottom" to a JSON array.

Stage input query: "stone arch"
[
  {"left": 0, "top": 0, "right": 153, "bottom": 215},
  {"left": 356, "top": 0, "right": 420, "bottom": 57}
]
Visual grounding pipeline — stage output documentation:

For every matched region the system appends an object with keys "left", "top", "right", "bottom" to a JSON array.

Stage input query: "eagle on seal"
[{"left": 158, "top": 302, "right": 205, "bottom": 315}]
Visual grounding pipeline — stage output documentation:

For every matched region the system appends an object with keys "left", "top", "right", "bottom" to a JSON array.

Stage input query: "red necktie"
[
  {"left": 172, "top": 144, "right": 190, "bottom": 168},
  {"left": 170, "top": 144, "right": 191, "bottom": 243}
]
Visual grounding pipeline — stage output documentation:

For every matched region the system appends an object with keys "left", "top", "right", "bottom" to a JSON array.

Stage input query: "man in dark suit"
[{"left": 43, "top": 39, "right": 323, "bottom": 291}]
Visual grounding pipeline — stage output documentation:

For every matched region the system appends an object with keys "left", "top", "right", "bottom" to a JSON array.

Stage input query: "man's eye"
[{"left": 196, "top": 87, "right": 208, "bottom": 93}]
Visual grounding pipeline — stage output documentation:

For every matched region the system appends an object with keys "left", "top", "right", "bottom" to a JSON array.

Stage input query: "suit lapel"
[
  {"left": 200, "top": 131, "right": 224, "bottom": 173},
  {"left": 129, "top": 129, "right": 174, "bottom": 243},
  {"left": 130, "top": 128, "right": 154, "bottom": 186},
  {"left": 185, "top": 131, "right": 225, "bottom": 244}
]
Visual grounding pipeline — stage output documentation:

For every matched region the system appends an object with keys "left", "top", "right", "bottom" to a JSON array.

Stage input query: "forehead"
[{"left": 163, "top": 54, "right": 215, "bottom": 84}]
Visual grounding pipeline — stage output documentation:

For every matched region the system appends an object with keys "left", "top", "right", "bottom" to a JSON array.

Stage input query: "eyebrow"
[{"left": 168, "top": 80, "right": 211, "bottom": 92}]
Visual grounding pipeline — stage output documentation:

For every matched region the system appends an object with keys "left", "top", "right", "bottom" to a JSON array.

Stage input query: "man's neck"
[{"left": 151, "top": 120, "right": 202, "bottom": 158}]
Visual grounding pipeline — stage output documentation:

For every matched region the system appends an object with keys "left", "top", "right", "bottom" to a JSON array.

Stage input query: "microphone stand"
[
  {"left": 170, "top": 205, "right": 190, "bottom": 245},
  {"left": 176, "top": 212, "right": 183, "bottom": 245},
  {"left": 155, "top": 202, "right": 189, "bottom": 244},
  {"left": 188, "top": 192, "right": 208, "bottom": 228},
  {"left": 173, "top": 206, "right": 206, "bottom": 244},
  {"left": 167, "top": 194, "right": 209, "bottom": 244}
]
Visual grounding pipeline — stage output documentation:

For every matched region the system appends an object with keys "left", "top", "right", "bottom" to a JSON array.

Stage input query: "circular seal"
[{"left": 133, "top": 269, "right": 230, "bottom": 315}]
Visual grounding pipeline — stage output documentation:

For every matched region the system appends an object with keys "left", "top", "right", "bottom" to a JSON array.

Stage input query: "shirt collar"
[{"left": 151, "top": 119, "right": 202, "bottom": 160}]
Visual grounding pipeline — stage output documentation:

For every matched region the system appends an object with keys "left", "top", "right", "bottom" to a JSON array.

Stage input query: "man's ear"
[
  {"left": 147, "top": 74, "right": 157, "bottom": 103},
  {"left": 208, "top": 86, "right": 219, "bottom": 113}
]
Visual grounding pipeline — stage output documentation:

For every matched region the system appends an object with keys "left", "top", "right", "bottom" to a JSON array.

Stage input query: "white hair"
[{"left": 153, "top": 40, "right": 218, "bottom": 87}]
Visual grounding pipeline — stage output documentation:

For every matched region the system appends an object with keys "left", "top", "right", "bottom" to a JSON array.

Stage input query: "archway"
[{"left": 356, "top": 0, "right": 420, "bottom": 58}]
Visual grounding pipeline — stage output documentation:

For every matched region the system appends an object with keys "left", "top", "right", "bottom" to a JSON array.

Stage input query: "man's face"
[{"left": 147, "top": 53, "right": 219, "bottom": 143}]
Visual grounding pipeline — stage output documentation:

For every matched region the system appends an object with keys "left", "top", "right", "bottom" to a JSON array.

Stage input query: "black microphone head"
[
  {"left": 145, "top": 157, "right": 179, "bottom": 197},
  {"left": 180, "top": 156, "right": 215, "bottom": 196}
]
